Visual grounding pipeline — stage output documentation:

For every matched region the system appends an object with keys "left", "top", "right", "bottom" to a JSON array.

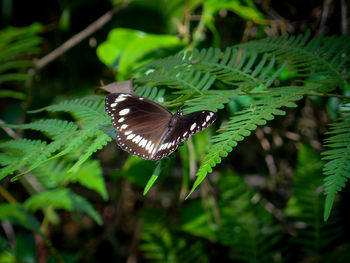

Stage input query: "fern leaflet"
[
  {"left": 187, "top": 88, "right": 305, "bottom": 197},
  {"left": 3, "top": 119, "right": 78, "bottom": 140},
  {"left": 236, "top": 31, "right": 350, "bottom": 89},
  {"left": 23, "top": 188, "right": 102, "bottom": 225},
  {"left": 322, "top": 106, "right": 350, "bottom": 221},
  {"left": 29, "top": 97, "right": 107, "bottom": 122}
]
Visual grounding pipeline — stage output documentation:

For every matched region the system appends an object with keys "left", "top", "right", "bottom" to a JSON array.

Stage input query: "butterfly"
[{"left": 105, "top": 93, "right": 216, "bottom": 160}]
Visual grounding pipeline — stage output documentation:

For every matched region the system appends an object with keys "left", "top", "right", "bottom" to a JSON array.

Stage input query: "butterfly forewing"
[
  {"left": 105, "top": 93, "right": 171, "bottom": 159},
  {"left": 153, "top": 111, "right": 216, "bottom": 160}
]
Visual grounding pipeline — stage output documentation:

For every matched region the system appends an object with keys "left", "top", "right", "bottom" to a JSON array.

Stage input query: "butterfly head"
[{"left": 176, "top": 109, "right": 183, "bottom": 116}]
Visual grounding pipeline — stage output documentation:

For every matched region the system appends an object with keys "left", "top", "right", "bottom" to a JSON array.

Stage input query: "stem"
[
  {"left": 240, "top": 91, "right": 350, "bottom": 100},
  {"left": 188, "top": 3, "right": 208, "bottom": 50}
]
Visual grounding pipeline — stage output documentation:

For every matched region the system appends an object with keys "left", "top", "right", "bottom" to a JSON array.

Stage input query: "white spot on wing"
[
  {"left": 206, "top": 115, "right": 211, "bottom": 122},
  {"left": 119, "top": 108, "right": 130, "bottom": 116},
  {"left": 115, "top": 97, "right": 127, "bottom": 103},
  {"left": 110, "top": 103, "right": 117, "bottom": 107},
  {"left": 120, "top": 124, "right": 128, "bottom": 130},
  {"left": 133, "top": 135, "right": 142, "bottom": 144},
  {"left": 124, "top": 130, "right": 132, "bottom": 135},
  {"left": 190, "top": 123, "right": 197, "bottom": 131},
  {"left": 145, "top": 141, "right": 152, "bottom": 151},
  {"left": 152, "top": 147, "right": 157, "bottom": 155},
  {"left": 127, "top": 133, "right": 136, "bottom": 140},
  {"left": 139, "top": 139, "right": 147, "bottom": 148},
  {"left": 149, "top": 143, "right": 154, "bottom": 154},
  {"left": 118, "top": 117, "right": 125, "bottom": 123}
]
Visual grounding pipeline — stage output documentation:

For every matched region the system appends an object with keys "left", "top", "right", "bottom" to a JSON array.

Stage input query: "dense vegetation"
[{"left": 1, "top": 0, "right": 349, "bottom": 262}]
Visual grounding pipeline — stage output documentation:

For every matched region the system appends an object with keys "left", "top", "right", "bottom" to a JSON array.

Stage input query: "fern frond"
[
  {"left": 68, "top": 131, "right": 112, "bottom": 172},
  {"left": 29, "top": 97, "right": 107, "bottom": 121},
  {"left": 321, "top": 107, "right": 350, "bottom": 221},
  {"left": 23, "top": 189, "right": 102, "bottom": 225},
  {"left": 144, "top": 47, "right": 286, "bottom": 91},
  {"left": 0, "top": 153, "right": 18, "bottom": 166},
  {"left": 0, "top": 114, "right": 108, "bottom": 181},
  {"left": 139, "top": 47, "right": 287, "bottom": 115},
  {"left": 0, "top": 204, "right": 42, "bottom": 234},
  {"left": 0, "top": 23, "right": 42, "bottom": 96},
  {"left": 237, "top": 32, "right": 350, "bottom": 89},
  {"left": 0, "top": 138, "right": 46, "bottom": 155},
  {"left": 30, "top": 158, "right": 108, "bottom": 200},
  {"left": 134, "top": 85, "right": 166, "bottom": 101},
  {"left": 63, "top": 160, "right": 108, "bottom": 200},
  {"left": 285, "top": 145, "right": 342, "bottom": 257},
  {"left": 29, "top": 158, "right": 69, "bottom": 188},
  {"left": 0, "top": 73, "right": 30, "bottom": 84},
  {"left": 16, "top": 116, "right": 107, "bottom": 178},
  {"left": 184, "top": 89, "right": 241, "bottom": 113},
  {"left": 0, "top": 139, "right": 47, "bottom": 180},
  {"left": 187, "top": 88, "right": 305, "bottom": 197},
  {"left": 3, "top": 119, "right": 78, "bottom": 140},
  {"left": 140, "top": 210, "right": 209, "bottom": 263},
  {"left": 217, "top": 174, "right": 282, "bottom": 262},
  {"left": 0, "top": 23, "right": 42, "bottom": 60},
  {"left": 0, "top": 60, "right": 33, "bottom": 73},
  {"left": 184, "top": 48, "right": 285, "bottom": 90},
  {"left": 140, "top": 51, "right": 187, "bottom": 71},
  {"left": 137, "top": 67, "right": 216, "bottom": 95},
  {"left": 0, "top": 96, "right": 112, "bottom": 181},
  {"left": 0, "top": 90, "right": 25, "bottom": 100}
]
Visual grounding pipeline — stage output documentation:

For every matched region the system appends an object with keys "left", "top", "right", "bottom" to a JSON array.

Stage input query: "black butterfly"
[{"left": 105, "top": 93, "right": 216, "bottom": 160}]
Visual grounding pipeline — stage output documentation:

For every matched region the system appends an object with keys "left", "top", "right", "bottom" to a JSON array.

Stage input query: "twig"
[
  {"left": 0, "top": 120, "right": 21, "bottom": 139},
  {"left": 240, "top": 91, "right": 350, "bottom": 100},
  {"left": 188, "top": 5, "right": 207, "bottom": 50},
  {"left": 319, "top": 0, "right": 333, "bottom": 35},
  {"left": 126, "top": 219, "right": 142, "bottom": 263},
  {"left": 341, "top": 0, "right": 348, "bottom": 35},
  {"left": 34, "top": 1, "right": 131, "bottom": 70},
  {"left": 183, "top": 0, "right": 191, "bottom": 43}
]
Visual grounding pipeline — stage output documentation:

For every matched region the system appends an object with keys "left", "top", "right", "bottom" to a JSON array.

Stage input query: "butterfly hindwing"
[{"left": 153, "top": 111, "right": 217, "bottom": 160}]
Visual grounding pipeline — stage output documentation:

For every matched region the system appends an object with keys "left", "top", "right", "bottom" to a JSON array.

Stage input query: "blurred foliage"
[
  {"left": 0, "top": 23, "right": 42, "bottom": 100},
  {"left": 1, "top": 0, "right": 350, "bottom": 262}
]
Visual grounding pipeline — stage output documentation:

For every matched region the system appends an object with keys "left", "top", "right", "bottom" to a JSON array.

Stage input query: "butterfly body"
[{"left": 105, "top": 93, "right": 216, "bottom": 160}]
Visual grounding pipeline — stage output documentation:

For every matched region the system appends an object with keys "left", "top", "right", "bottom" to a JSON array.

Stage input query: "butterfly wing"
[
  {"left": 105, "top": 93, "right": 172, "bottom": 159},
  {"left": 153, "top": 111, "right": 216, "bottom": 160}
]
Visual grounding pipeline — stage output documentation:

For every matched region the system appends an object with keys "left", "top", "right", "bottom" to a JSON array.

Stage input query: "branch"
[{"left": 34, "top": 1, "right": 131, "bottom": 70}]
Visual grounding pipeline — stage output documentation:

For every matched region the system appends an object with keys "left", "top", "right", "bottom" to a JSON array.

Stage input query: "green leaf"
[
  {"left": 0, "top": 89, "right": 25, "bottom": 99},
  {"left": 205, "top": 0, "right": 265, "bottom": 21},
  {"left": 143, "top": 163, "right": 161, "bottom": 195},
  {"left": 97, "top": 28, "right": 184, "bottom": 79}
]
